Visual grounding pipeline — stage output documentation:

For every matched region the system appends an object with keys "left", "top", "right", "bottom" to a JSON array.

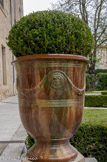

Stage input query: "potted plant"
[{"left": 7, "top": 10, "right": 94, "bottom": 162}]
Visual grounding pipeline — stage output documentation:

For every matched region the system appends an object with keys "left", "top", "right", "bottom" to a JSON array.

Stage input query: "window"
[
  {"left": 0, "top": 0, "right": 4, "bottom": 8},
  {"left": 2, "top": 46, "right": 7, "bottom": 85}
]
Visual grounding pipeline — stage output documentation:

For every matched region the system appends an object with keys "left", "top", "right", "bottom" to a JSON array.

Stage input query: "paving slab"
[
  {"left": 0, "top": 96, "right": 27, "bottom": 158},
  {"left": 0, "top": 144, "right": 7, "bottom": 156},
  {"left": 1, "top": 96, "right": 18, "bottom": 104},
  {"left": 85, "top": 107, "right": 107, "bottom": 109},
  {"left": 85, "top": 91, "right": 101, "bottom": 95},
  {"left": 0, "top": 103, "right": 21, "bottom": 141},
  {"left": 0, "top": 125, "right": 27, "bottom": 161}
]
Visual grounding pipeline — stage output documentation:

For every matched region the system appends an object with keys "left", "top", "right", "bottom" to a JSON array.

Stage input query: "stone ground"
[
  {"left": 0, "top": 96, "right": 100, "bottom": 162},
  {"left": 0, "top": 96, "right": 27, "bottom": 162}
]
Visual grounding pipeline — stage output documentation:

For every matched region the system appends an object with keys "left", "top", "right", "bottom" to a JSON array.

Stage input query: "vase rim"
[{"left": 12, "top": 54, "right": 89, "bottom": 64}]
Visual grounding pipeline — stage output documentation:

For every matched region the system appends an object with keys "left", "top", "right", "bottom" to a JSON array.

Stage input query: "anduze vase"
[{"left": 13, "top": 54, "right": 89, "bottom": 162}]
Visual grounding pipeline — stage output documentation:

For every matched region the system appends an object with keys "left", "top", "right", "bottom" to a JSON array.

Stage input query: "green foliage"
[
  {"left": 95, "top": 73, "right": 107, "bottom": 90},
  {"left": 85, "top": 91, "right": 95, "bottom": 93},
  {"left": 71, "top": 109, "right": 107, "bottom": 162},
  {"left": 25, "top": 134, "right": 34, "bottom": 150},
  {"left": 7, "top": 10, "right": 94, "bottom": 57},
  {"left": 86, "top": 72, "right": 107, "bottom": 91},
  {"left": 86, "top": 74, "right": 91, "bottom": 91},
  {"left": 95, "top": 69, "right": 107, "bottom": 75},
  {"left": 25, "top": 109, "right": 107, "bottom": 162},
  {"left": 71, "top": 124, "right": 107, "bottom": 162},
  {"left": 85, "top": 95, "right": 107, "bottom": 107},
  {"left": 101, "top": 91, "right": 107, "bottom": 95},
  {"left": 83, "top": 109, "right": 107, "bottom": 125}
]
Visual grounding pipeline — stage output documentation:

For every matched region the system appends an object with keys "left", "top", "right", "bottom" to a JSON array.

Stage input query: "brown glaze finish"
[
  {"left": 13, "top": 54, "right": 89, "bottom": 63},
  {"left": 13, "top": 54, "right": 88, "bottom": 162}
]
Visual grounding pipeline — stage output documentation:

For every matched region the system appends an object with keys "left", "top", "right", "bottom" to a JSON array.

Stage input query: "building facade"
[
  {"left": 0, "top": 0, "right": 23, "bottom": 100},
  {"left": 96, "top": 45, "right": 107, "bottom": 69}
]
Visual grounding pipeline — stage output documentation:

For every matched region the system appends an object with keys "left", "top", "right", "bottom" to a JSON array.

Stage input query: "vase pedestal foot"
[
  {"left": 21, "top": 153, "right": 85, "bottom": 162},
  {"left": 21, "top": 142, "right": 84, "bottom": 162}
]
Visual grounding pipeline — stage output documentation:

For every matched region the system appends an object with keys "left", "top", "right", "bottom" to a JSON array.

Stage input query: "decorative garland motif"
[{"left": 17, "top": 70, "right": 85, "bottom": 96}]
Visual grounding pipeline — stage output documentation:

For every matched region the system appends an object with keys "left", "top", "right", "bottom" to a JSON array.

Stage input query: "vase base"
[
  {"left": 22, "top": 146, "right": 85, "bottom": 162},
  {"left": 26, "top": 141, "right": 79, "bottom": 162}
]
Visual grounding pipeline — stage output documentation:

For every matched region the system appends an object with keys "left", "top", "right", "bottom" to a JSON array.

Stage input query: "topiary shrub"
[
  {"left": 85, "top": 95, "right": 107, "bottom": 107},
  {"left": 71, "top": 124, "right": 107, "bottom": 162},
  {"left": 101, "top": 91, "right": 107, "bottom": 95},
  {"left": 95, "top": 69, "right": 107, "bottom": 75},
  {"left": 95, "top": 73, "right": 107, "bottom": 90},
  {"left": 7, "top": 10, "right": 94, "bottom": 57}
]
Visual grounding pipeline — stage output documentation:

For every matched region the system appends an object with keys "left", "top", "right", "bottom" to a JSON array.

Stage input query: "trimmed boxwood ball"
[{"left": 7, "top": 10, "right": 94, "bottom": 57}]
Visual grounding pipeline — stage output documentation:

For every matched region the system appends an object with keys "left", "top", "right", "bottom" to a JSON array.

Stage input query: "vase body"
[{"left": 14, "top": 54, "right": 88, "bottom": 162}]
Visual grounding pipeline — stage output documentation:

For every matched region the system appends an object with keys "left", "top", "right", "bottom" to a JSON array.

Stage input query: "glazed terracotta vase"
[{"left": 13, "top": 54, "right": 88, "bottom": 162}]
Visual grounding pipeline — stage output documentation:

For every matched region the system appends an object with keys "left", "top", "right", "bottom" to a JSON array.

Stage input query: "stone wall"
[{"left": 0, "top": 0, "right": 23, "bottom": 101}]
